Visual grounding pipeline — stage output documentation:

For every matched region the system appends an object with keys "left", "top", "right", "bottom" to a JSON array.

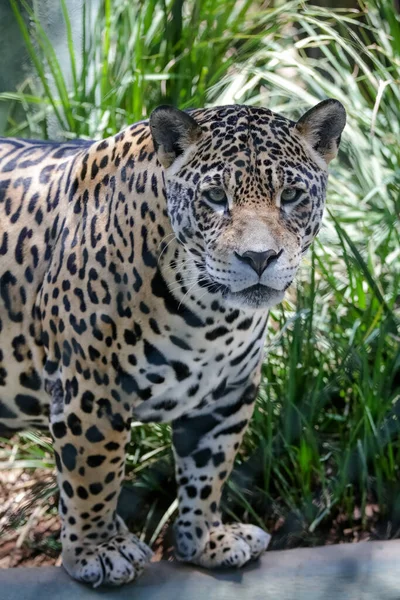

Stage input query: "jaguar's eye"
[
  {"left": 281, "top": 188, "right": 303, "bottom": 204},
  {"left": 204, "top": 188, "right": 227, "bottom": 205}
]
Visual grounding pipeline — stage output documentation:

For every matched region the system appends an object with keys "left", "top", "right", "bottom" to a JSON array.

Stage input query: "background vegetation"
[{"left": 0, "top": 0, "right": 399, "bottom": 563}]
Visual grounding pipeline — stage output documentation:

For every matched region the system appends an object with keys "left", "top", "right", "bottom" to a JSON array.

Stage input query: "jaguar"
[{"left": 0, "top": 99, "right": 346, "bottom": 586}]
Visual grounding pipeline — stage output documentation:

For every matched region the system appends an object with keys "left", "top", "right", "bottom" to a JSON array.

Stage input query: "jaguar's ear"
[
  {"left": 149, "top": 105, "right": 203, "bottom": 169},
  {"left": 295, "top": 99, "right": 346, "bottom": 164}
]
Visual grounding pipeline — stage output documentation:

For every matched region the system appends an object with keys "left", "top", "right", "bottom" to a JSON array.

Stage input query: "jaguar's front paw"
[
  {"left": 62, "top": 531, "right": 153, "bottom": 587},
  {"left": 175, "top": 521, "right": 270, "bottom": 569}
]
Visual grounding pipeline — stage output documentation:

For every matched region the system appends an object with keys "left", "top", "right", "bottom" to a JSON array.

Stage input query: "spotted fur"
[{"left": 0, "top": 100, "right": 345, "bottom": 586}]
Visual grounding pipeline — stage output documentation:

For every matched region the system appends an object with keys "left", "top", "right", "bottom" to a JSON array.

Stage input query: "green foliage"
[
  {"left": 3, "top": 0, "right": 295, "bottom": 138},
  {"left": 1, "top": 0, "right": 399, "bottom": 547}
]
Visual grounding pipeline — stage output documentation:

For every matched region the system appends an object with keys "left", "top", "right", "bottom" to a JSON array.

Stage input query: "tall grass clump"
[
  {"left": 0, "top": 0, "right": 399, "bottom": 549},
  {"left": 3, "top": 0, "right": 301, "bottom": 139}
]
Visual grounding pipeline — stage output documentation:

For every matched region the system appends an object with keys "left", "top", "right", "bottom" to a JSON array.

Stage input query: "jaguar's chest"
[{"left": 121, "top": 314, "right": 267, "bottom": 424}]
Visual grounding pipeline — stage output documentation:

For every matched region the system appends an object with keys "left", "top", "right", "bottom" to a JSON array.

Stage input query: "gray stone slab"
[{"left": 0, "top": 541, "right": 400, "bottom": 600}]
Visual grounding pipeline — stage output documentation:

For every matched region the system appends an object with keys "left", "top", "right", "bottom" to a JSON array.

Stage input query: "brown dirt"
[{"left": 0, "top": 466, "right": 61, "bottom": 568}]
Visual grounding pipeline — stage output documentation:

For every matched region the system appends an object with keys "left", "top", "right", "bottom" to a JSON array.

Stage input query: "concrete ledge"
[{"left": 0, "top": 541, "right": 399, "bottom": 599}]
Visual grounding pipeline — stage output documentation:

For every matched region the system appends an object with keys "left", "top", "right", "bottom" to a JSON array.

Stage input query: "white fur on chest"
[{"left": 130, "top": 323, "right": 265, "bottom": 423}]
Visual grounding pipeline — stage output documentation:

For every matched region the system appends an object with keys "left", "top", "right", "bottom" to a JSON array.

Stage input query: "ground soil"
[{"left": 0, "top": 467, "right": 60, "bottom": 568}]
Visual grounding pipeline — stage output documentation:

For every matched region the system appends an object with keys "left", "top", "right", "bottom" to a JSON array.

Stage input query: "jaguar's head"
[{"left": 150, "top": 101, "right": 346, "bottom": 309}]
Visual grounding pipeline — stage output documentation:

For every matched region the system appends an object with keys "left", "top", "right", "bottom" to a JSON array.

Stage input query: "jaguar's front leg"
[
  {"left": 172, "top": 381, "right": 270, "bottom": 568},
  {"left": 49, "top": 378, "right": 152, "bottom": 587}
]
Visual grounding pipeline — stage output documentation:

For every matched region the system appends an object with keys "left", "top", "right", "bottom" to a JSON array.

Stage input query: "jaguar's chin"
[{"left": 221, "top": 283, "right": 286, "bottom": 310}]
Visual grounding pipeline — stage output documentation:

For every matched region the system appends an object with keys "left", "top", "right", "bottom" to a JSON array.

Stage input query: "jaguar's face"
[{"left": 150, "top": 102, "right": 346, "bottom": 309}]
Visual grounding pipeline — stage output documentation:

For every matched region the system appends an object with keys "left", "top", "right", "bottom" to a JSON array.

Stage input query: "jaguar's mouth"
[
  {"left": 197, "top": 268, "right": 289, "bottom": 310},
  {"left": 221, "top": 283, "right": 286, "bottom": 310}
]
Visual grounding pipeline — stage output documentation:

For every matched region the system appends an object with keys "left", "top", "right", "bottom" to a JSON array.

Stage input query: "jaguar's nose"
[{"left": 235, "top": 249, "right": 282, "bottom": 277}]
